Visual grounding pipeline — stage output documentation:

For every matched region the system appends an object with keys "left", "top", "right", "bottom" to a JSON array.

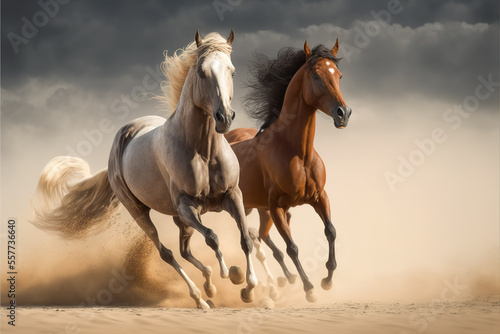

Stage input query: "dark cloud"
[
  {"left": 0, "top": 0, "right": 498, "bottom": 138},
  {"left": 2, "top": 0, "right": 497, "bottom": 90},
  {"left": 333, "top": 21, "right": 500, "bottom": 109}
]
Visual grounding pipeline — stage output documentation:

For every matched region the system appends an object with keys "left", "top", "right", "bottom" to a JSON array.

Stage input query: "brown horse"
[{"left": 225, "top": 40, "right": 351, "bottom": 302}]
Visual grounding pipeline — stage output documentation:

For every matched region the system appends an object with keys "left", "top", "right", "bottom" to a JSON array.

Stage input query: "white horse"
[{"left": 32, "top": 30, "right": 257, "bottom": 309}]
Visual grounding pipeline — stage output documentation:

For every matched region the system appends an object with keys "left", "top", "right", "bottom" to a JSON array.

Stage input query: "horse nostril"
[
  {"left": 215, "top": 110, "right": 224, "bottom": 122},
  {"left": 231, "top": 111, "right": 236, "bottom": 120},
  {"left": 336, "top": 107, "right": 344, "bottom": 117}
]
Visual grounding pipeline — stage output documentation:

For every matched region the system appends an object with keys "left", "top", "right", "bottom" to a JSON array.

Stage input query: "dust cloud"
[{"left": 1, "top": 100, "right": 498, "bottom": 309}]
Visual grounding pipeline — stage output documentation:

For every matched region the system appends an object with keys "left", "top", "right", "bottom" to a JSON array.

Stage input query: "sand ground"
[{"left": 2, "top": 296, "right": 499, "bottom": 334}]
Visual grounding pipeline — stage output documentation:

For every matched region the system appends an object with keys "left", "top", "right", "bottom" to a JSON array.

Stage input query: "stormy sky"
[
  {"left": 2, "top": 1, "right": 499, "bottom": 131},
  {"left": 1, "top": 0, "right": 499, "bottom": 300}
]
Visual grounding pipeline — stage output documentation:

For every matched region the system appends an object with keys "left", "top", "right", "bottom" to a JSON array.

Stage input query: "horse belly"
[
  {"left": 230, "top": 139, "right": 272, "bottom": 209},
  {"left": 238, "top": 160, "right": 269, "bottom": 209}
]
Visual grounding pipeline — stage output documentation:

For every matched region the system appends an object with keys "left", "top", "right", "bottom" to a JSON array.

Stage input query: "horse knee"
[
  {"left": 205, "top": 229, "right": 219, "bottom": 250},
  {"left": 325, "top": 224, "right": 336, "bottom": 242},
  {"left": 248, "top": 227, "right": 259, "bottom": 240},
  {"left": 241, "top": 236, "right": 253, "bottom": 254},
  {"left": 160, "top": 247, "right": 174, "bottom": 264},
  {"left": 256, "top": 247, "right": 266, "bottom": 262},
  {"left": 286, "top": 243, "right": 299, "bottom": 259},
  {"left": 272, "top": 248, "right": 285, "bottom": 262}
]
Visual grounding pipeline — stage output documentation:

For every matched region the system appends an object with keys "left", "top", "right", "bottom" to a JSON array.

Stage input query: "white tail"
[{"left": 32, "top": 156, "right": 120, "bottom": 239}]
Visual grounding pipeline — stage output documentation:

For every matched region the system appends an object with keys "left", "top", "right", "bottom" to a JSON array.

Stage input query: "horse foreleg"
[
  {"left": 258, "top": 209, "right": 297, "bottom": 286},
  {"left": 173, "top": 216, "right": 217, "bottom": 298},
  {"left": 222, "top": 188, "right": 258, "bottom": 303},
  {"left": 269, "top": 205, "right": 316, "bottom": 303},
  {"left": 133, "top": 213, "right": 209, "bottom": 309},
  {"left": 248, "top": 227, "right": 279, "bottom": 301},
  {"left": 312, "top": 190, "right": 337, "bottom": 290},
  {"left": 177, "top": 196, "right": 229, "bottom": 279}
]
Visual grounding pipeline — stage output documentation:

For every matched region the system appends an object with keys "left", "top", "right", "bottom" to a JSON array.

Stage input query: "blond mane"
[{"left": 158, "top": 32, "right": 232, "bottom": 114}]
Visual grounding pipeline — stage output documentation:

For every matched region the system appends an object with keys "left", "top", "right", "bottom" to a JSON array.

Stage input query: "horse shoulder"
[
  {"left": 156, "top": 125, "right": 206, "bottom": 198},
  {"left": 264, "top": 154, "right": 306, "bottom": 205},
  {"left": 306, "top": 151, "right": 327, "bottom": 192}
]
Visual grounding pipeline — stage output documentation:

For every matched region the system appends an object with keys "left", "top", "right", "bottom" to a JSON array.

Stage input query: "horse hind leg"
[
  {"left": 133, "top": 212, "right": 209, "bottom": 309},
  {"left": 258, "top": 209, "right": 297, "bottom": 287},
  {"left": 249, "top": 227, "right": 279, "bottom": 301},
  {"left": 249, "top": 227, "right": 274, "bottom": 284},
  {"left": 173, "top": 216, "right": 217, "bottom": 298},
  {"left": 269, "top": 206, "right": 316, "bottom": 303}
]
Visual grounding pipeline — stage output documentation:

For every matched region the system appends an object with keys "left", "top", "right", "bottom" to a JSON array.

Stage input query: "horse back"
[{"left": 225, "top": 128, "right": 259, "bottom": 145}]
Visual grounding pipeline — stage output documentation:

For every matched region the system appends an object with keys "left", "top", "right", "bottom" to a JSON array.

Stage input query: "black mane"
[{"left": 244, "top": 45, "right": 340, "bottom": 130}]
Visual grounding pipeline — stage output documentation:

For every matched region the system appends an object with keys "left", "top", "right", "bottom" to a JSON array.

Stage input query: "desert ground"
[
  {"left": 1, "top": 211, "right": 499, "bottom": 334},
  {"left": 2, "top": 296, "right": 499, "bottom": 334}
]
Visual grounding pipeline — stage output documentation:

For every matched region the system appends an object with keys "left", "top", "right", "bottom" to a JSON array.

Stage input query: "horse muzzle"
[
  {"left": 214, "top": 108, "right": 235, "bottom": 134},
  {"left": 332, "top": 106, "right": 352, "bottom": 129}
]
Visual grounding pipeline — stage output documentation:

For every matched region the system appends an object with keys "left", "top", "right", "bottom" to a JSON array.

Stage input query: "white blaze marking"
[
  {"left": 325, "top": 61, "right": 330, "bottom": 65},
  {"left": 211, "top": 59, "right": 221, "bottom": 74},
  {"left": 329, "top": 68, "right": 335, "bottom": 75}
]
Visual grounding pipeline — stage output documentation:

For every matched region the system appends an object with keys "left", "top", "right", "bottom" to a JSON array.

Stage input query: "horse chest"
[
  {"left": 274, "top": 158, "right": 322, "bottom": 206},
  {"left": 185, "top": 155, "right": 236, "bottom": 204}
]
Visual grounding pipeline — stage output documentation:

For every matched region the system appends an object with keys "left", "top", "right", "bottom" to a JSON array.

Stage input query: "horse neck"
[
  {"left": 166, "top": 69, "right": 220, "bottom": 159},
  {"left": 271, "top": 65, "right": 317, "bottom": 161}
]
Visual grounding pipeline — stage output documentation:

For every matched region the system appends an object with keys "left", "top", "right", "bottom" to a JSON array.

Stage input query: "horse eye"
[{"left": 313, "top": 73, "right": 321, "bottom": 80}]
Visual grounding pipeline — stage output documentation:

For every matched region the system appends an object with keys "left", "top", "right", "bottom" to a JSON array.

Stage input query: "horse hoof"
[
  {"left": 206, "top": 300, "right": 216, "bottom": 308},
  {"left": 197, "top": 299, "right": 210, "bottom": 310},
  {"left": 269, "top": 284, "right": 279, "bottom": 301},
  {"left": 204, "top": 282, "right": 217, "bottom": 298},
  {"left": 229, "top": 266, "right": 245, "bottom": 285},
  {"left": 288, "top": 274, "right": 298, "bottom": 284},
  {"left": 241, "top": 288, "right": 255, "bottom": 303},
  {"left": 306, "top": 289, "right": 317, "bottom": 303},
  {"left": 321, "top": 277, "right": 333, "bottom": 291},
  {"left": 277, "top": 276, "right": 288, "bottom": 287}
]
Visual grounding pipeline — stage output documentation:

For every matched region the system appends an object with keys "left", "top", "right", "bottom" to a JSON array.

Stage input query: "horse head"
[
  {"left": 192, "top": 29, "right": 236, "bottom": 134},
  {"left": 302, "top": 39, "right": 352, "bottom": 129}
]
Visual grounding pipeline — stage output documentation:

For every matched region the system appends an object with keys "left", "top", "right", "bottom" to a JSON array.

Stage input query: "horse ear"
[
  {"left": 227, "top": 29, "right": 235, "bottom": 46},
  {"left": 304, "top": 40, "right": 311, "bottom": 60},
  {"left": 332, "top": 38, "right": 339, "bottom": 57},
  {"left": 195, "top": 29, "right": 203, "bottom": 47}
]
